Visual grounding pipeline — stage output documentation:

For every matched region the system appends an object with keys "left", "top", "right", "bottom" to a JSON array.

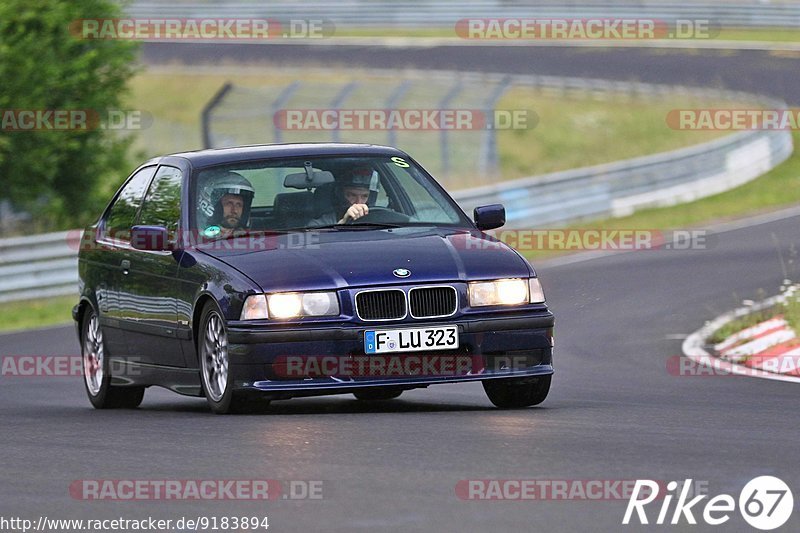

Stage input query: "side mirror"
[
  {"left": 130, "top": 225, "right": 171, "bottom": 251},
  {"left": 474, "top": 204, "right": 505, "bottom": 231}
]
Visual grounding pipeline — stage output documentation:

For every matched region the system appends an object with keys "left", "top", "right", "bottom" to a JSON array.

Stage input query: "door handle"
[{"left": 120, "top": 259, "right": 131, "bottom": 274}]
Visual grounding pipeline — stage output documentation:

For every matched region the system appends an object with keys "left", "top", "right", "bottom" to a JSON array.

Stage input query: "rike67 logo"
[{"left": 623, "top": 476, "right": 794, "bottom": 530}]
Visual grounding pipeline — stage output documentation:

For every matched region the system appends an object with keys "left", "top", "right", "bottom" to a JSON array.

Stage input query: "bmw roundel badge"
[{"left": 393, "top": 268, "right": 411, "bottom": 278}]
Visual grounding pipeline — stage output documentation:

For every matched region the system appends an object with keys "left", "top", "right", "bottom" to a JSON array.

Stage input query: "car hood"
[{"left": 197, "top": 227, "right": 533, "bottom": 292}]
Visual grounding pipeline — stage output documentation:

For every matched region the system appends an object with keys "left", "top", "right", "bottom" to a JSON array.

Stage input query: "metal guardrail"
[
  {"left": 0, "top": 231, "right": 78, "bottom": 303},
  {"left": 0, "top": 71, "right": 794, "bottom": 302},
  {"left": 125, "top": 1, "right": 800, "bottom": 28},
  {"left": 454, "top": 128, "right": 793, "bottom": 227}
]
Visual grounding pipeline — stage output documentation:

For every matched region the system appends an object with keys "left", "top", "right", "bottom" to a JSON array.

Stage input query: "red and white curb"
[{"left": 682, "top": 289, "right": 800, "bottom": 383}]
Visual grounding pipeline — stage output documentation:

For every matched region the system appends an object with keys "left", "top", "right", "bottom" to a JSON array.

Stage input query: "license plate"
[{"left": 364, "top": 326, "right": 459, "bottom": 354}]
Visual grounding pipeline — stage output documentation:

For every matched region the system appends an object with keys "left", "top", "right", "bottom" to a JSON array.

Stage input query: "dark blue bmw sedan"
[{"left": 74, "top": 143, "right": 554, "bottom": 413}]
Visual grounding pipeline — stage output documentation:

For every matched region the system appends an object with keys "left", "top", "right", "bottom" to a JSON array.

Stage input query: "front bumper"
[{"left": 226, "top": 312, "right": 554, "bottom": 396}]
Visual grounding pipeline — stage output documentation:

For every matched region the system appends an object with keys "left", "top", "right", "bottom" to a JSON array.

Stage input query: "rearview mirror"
[
  {"left": 284, "top": 169, "right": 335, "bottom": 189},
  {"left": 130, "top": 225, "right": 171, "bottom": 251},
  {"left": 474, "top": 204, "right": 506, "bottom": 231}
]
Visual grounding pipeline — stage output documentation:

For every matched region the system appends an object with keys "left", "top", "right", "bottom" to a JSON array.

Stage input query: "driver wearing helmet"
[
  {"left": 198, "top": 171, "right": 255, "bottom": 238},
  {"left": 309, "top": 166, "right": 376, "bottom": 227}
]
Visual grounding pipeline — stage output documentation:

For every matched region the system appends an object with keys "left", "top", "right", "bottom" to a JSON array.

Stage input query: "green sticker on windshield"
[
  {"left": 391, "top": 157, "right": 410, "bottom": 168},
  {"left": 204, "top": 225, "right": 221, "bottom": 237}
]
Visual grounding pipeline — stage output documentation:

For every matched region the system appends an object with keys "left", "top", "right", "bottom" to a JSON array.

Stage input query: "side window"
[
  {"left": 104, "top": 166, "right": 156, "bottom": 240},
  {"left": 137, "top": 166, "right": 182, "bottom": 232}
]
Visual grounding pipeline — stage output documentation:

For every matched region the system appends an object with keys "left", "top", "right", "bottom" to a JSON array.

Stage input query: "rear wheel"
[
  {"left": 198, "top": 301, "right": 269, "bottom": 414},
  {"left": 82, "top": 307, "right": 145, "bottom": 409},
  {"left": 353, "top": 387, "right": 403, "bottom": 401},
  {"left": 483, "top": 375, "right": 551, "bottom": 408}
]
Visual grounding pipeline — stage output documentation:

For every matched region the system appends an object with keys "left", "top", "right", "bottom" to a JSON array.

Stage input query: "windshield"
[{"left": 191, "top": 154, "right": 469, "bottom": 236}]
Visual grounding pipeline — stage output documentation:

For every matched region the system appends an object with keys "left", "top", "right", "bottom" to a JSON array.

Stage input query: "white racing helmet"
[{"left": 198, "top": 171, "right": 255, "bottom": 229}]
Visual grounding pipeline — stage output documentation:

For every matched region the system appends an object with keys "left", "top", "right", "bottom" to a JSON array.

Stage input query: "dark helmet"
[
  {"left": 198, "top": 171, "right": 255, "bottom": 229},
  {"left": 340, "top": 166, "right": 374, "bottom": 189},
  {"left": 333, "top": 166, "right": 379, "bottom": 213}
]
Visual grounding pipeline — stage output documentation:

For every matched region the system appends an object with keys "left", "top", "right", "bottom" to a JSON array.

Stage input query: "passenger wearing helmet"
[
  {"left": 198, "top": 171, "right": 255, "bottom": 238},
  {"left": 309, "top": 166, "right": 377, "bottom": 227}
]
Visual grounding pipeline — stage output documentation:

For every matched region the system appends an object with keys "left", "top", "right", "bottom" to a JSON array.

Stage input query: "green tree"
[{"left": 0, "top": 0, "right": 138, "bottom": 231}]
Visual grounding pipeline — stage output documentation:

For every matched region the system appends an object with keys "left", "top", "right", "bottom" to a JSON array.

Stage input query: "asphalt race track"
[
  {"left": 3, "top": 210, "right": 800, "bottom": 532},
  {"left": 141, "top": 43, "right": 800, "bottom": 105},
  {"left": 3, "top": 44, "right": 800, "bottom": 532}
]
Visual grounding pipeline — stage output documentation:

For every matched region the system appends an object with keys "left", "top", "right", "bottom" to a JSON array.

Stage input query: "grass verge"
[
  {"left": 783, "top": 293, "right": 800, "bottom": 333},
  {"left": 0, "top": 295, "right": 75, "bottom": 334},
  {"left": 518, "top": 130, "right": 800, "bottom": 261},
  {"left": 331, "top": 27, "right": 800, "bottom": 43},
  {"left": 708, "top": 286, "right": 800, "bottom": 345},
  {"left": 1, "top": 68, "right": 781, "bottom": 333},
  {"left": 707, "top": 309, "right": 776, "bottom": 344},
  {"left": 125, "top": 67, "right": 731, "bottom": 182}
]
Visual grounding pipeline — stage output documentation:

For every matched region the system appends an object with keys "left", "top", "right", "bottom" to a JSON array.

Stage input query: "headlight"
[
  {"left": 468, "top": 278, "right": 529, "bottom": 307},
  {"left": 528, "top": 277, "right": 546, "bottom": 303},
  {"left": 240, "top": 291, "right": 340, "bottom": 320},
  {"left": 268, "top": 293, "right": 303, "bottom": 319},
  {"left": 299, "top": 292, "right": 339, "bottom": 316},
  {"left": 240, "top": 294, "right": 268, "bottom": 320},
  {"left": 268, "top": 291, "right": 339, "bottom": 319}
]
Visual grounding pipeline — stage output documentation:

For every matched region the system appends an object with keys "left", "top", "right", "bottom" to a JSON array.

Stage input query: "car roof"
[{"left": 159, "top": 143, "right": 409, "bottom": 169}]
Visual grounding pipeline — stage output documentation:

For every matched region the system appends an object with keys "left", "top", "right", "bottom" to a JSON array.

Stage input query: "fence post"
[
  {"left": 478, "top": 76, "right": 512, "bottom": 175},
  {"left": 271, "top": 81, "right": 302, "bottom": 143},
  {"left": 201, "top": 82, "right": 233, "bottom": 149},
  {"left": 439, "top": 81, "right": 463, "bottom": 176},
  {"left": 386, "top": 80, "right": 413, "bottom": 147},
  {"left": 329, "top": 82, "right": 359, "bottom": 142}
]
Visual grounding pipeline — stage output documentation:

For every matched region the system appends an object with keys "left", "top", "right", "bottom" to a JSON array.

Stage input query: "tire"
[
  {"left": 353, "top": 387, "right": 404, "bottom": 401},
  {"left": 198, "top": 301, "right": 270, "bottom": 414},
  {"left": 82, "top": 307, "right": 145, "bottom": 409},
  {"left": 482, "top": 375, "right": 551, "bottom": 409}
]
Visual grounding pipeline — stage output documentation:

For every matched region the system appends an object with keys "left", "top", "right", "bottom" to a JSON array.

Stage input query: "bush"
[{"left": 0, "top": 0, "right": 138, "bottom": 231}]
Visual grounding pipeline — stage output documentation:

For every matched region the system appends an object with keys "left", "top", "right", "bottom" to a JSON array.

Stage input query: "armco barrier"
[
  {"left": 453, "top": 128, "right": 792, "bottom": 226},
  {"left": 0, "top": 123, "right": 792, "bottom": 303},
  {"left": 0, "top": 231, "right": 78, "bottom": 303},
  {"left": 0, "top": 75, "right": 794, "bottom": 302},
  {"left": 125, "top": 1, "right": 800, "bottom": 29}
]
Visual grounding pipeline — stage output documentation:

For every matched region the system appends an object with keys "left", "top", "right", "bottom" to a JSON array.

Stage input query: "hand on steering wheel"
[
  {"left": 340, "top": 203, "right": 369, "bottom": 224},
  {"left": 343, "top": 206, "right": 410, "bottom": 225}
]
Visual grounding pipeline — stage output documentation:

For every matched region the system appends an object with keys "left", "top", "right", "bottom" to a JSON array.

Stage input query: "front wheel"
[
  {"left": 198, "top": 301, "right": 269, "bottom": 414},
  {"left": 82, "top": 307, "right": 145, "bottom": 409},
  {"left": 483, "top": 375, "right": 551, "bottom": 408}
]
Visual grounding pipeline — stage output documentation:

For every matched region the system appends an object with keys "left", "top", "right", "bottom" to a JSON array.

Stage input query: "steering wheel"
[{"left": 346, "top": 206, "right": 410, "bottom": 225}]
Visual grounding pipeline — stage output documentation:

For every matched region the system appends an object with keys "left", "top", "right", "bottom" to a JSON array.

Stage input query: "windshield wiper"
[{"left": 310, "top": 222, "right": 403, "bottom": 230}]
